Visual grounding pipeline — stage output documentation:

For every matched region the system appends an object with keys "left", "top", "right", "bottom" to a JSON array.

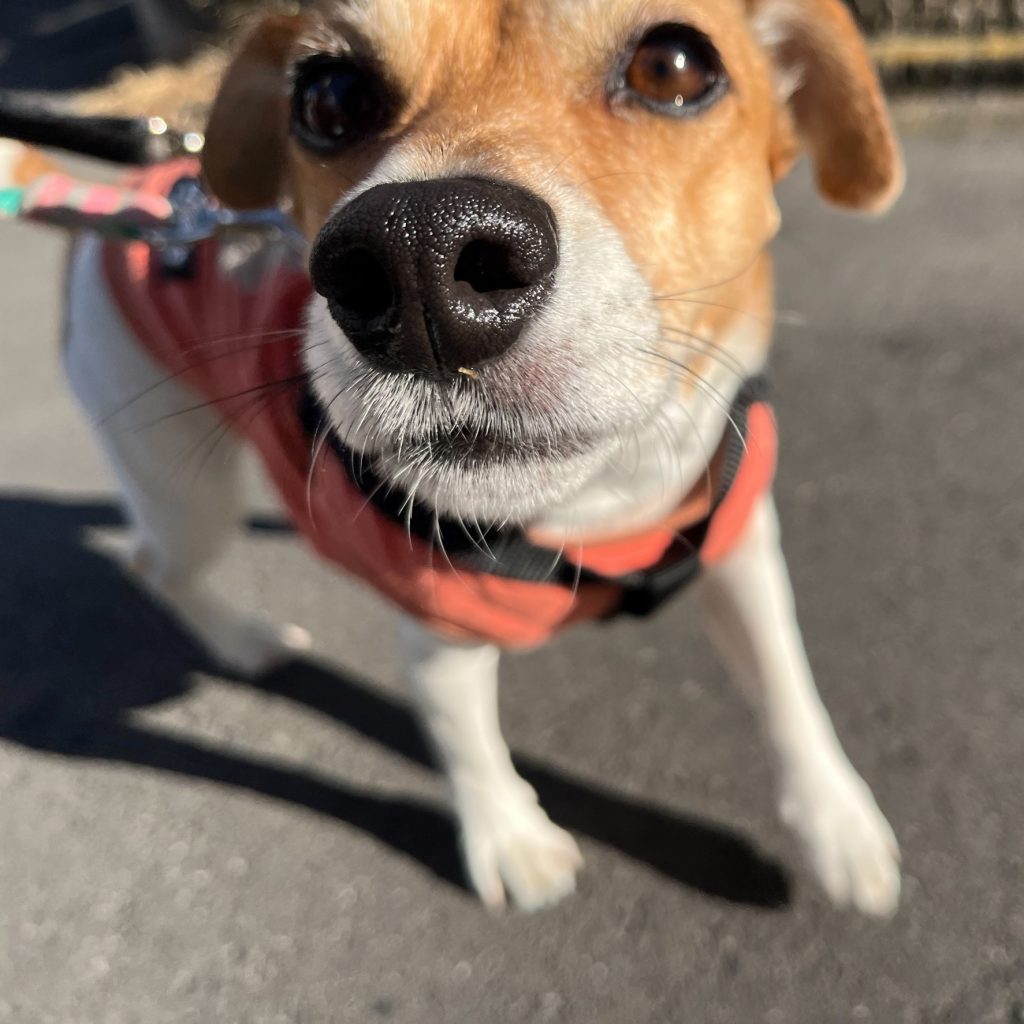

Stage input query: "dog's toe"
[
  {"left": 216, "top": 618, "right": 312, "bottom": 676},
  {"left": 110, "top": 539, "right": 312, "bottom": 676},
  {"left": 458, "top": 793, "right": 583, "bottom": 912},
  {"left": 497, "top": 825, "right": 583, "bottom": 912},
  {"left": 781, "top": 762, "right": 901, "bottom": 918}
]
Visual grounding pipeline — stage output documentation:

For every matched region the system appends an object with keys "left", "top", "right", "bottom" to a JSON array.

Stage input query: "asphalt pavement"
[{"left": 1, "top": 12, "right": 1023, "bottom": 1021}]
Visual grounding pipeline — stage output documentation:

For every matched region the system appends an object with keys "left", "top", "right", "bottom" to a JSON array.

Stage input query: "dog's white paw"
[
  {"left": 780, "top": 760, "right": 901, "bottom": 917},
  {"left": 112, "top": 542, "right": 312, "bottom": 676},
  {"left": 456, "top": 785, "right": 583, "bottom": 912},
  {"left": 201, "top": 615, "right": 313, "bottom": 677}
]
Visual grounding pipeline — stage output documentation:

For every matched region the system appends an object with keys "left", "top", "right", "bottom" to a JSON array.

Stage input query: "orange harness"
[{"left": 102, "top": 163, "right": 778, "bottom": 649}]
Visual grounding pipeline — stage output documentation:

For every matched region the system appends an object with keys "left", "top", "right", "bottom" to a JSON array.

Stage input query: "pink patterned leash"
[{"left": 5, "top": 172, "right": 175, "bottom": 239}]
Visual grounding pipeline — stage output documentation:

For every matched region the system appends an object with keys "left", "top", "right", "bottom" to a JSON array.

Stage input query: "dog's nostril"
[
  {"left": 332, "top": 248, "right": 393, "bottom": 320},
  {"left": 454, "top": 239, "right": 531, "bottom": 294},
  {"left": 314, "top": 177, "right": 560, "bottom": 376}
]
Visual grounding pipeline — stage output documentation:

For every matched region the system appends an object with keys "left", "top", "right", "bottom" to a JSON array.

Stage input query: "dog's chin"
[{"left": 373, "top": 438, "right": 615, "bottom": 523}]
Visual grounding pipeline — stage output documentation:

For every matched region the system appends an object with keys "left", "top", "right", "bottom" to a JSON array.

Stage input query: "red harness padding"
[{"left": 101, "top": 161, "right": 777, "bottom": 649}]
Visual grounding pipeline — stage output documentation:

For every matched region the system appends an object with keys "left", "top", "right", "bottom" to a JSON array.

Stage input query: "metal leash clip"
[{"left": 155, "top": 175, "right": 307, "bottom": 270}]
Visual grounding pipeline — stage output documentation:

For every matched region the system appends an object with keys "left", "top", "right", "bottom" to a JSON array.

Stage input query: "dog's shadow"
[{"left": 0, "top": 492, "right": 791, "bottom": 909}]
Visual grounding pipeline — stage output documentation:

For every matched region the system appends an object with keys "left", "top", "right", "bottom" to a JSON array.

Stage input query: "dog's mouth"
[
  {"left": 382, "top": 421, "right": 595, "bottom": 467},
  {"left": 323, "top": 407, "right": 613, "bottom": 524},
  {"left": 304, "top": 292, "right": 660, "bottom": 520},
  {"left": 363, "top": 415, "right": 612, "bottom": 522}
]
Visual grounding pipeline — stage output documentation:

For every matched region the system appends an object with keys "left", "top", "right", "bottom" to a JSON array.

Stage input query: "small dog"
[{"left": 63, "top": 0, "right": 904, "bottom": 915}]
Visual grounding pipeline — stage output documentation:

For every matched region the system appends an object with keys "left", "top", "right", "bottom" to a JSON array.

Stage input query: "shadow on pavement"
[{"left": 0, "top": 492, "right": 791, "bottom": 909}]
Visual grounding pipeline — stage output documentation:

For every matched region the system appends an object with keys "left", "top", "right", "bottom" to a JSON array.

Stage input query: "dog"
[{"left": 62, "top": 0, "right": 904, "bottom": 915}]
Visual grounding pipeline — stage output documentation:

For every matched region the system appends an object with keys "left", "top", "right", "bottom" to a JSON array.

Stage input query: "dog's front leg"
[
  {"left": 398, "top": 617, "right": 583, "bottom": 911},
  {"left": 696, "top": 494, "right": 901, "bottom": 916}
]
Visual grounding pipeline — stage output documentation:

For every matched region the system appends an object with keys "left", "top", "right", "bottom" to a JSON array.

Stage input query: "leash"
[
  {"left": 0, "top": 170, "right": 306, "bottom": 252},
  {"left": 0, "top": 91, "right": 305, "bottom": 252}
]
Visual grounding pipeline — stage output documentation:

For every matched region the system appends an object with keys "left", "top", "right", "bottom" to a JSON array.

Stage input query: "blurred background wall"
[
  {"left": 850, "top": 0, "right": 1023, "bottom": 33},
  {"left": 1, "top": 0, "right": 1023, "bottom": 94}
]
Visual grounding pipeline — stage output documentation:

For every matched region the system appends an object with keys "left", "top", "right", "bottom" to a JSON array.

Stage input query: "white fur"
[
  {"left": 400, "top": 618, "right": 583, "bottom": 910},
  {"left": 750, "top": 0, "right": 807, "bottom": 103},
  {"left": 534, "top": 317, "right": 766, "bottom": 540},
  {"left": 697, "top": 496, "right": 900, "bottom": 916},
  {"left": 65, "top": 237, "right": 311, "bottom": 674}
]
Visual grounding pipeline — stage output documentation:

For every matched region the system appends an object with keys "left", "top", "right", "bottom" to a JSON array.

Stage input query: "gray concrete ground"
[{"left": 1, "top": 8, "right": 1023, "bottom": 1015}]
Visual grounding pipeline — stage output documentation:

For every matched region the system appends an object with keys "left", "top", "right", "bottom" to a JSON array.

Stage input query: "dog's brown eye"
[
  {"left": 291, "top": 56, "right": 392, "bottom": 152},
  {"left": 618, "top": 24, "right": 727, "bottom": 116}
]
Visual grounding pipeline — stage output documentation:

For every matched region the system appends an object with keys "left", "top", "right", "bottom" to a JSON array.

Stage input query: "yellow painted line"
[{"left": 870, "top": 31, "right": 1024, "bottom": 67}]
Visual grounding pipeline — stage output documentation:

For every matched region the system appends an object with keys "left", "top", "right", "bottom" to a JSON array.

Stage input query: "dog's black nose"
[{"left": 310, "top": 177, "right": 559, "bottom": 377}]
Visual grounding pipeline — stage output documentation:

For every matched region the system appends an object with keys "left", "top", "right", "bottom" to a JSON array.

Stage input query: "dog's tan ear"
[
  {"left": 752, "top": 0, "right": 903, "bottom": 213},
  {"left": 202, "top": 14, "right": 303, "bottom": 209}
]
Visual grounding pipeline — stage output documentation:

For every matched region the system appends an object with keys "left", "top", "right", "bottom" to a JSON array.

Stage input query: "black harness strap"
[
  {"left": 616, "top": 374, "right": 769, "bottom": 615},
  {"left": 299, "top": 375, "right": 769, "bottom": 618}
]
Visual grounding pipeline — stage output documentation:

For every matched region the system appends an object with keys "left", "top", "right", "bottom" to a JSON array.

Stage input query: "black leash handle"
[{"left": 0, "top": 90, "right": 197, "bottom": 165}]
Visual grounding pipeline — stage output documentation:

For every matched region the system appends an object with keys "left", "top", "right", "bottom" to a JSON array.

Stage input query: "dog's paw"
[
  {"left": 456, "top": 785, "right": 584, "bottom": 912},
  {"left": 109, "top": 541, "right": 312, "bottom": 675},
  {"left": 780, "top": 760, "right": 901, "bottom": 917},
  {"left": 203, "top": 615, "right": 313, "bottom": 677}
]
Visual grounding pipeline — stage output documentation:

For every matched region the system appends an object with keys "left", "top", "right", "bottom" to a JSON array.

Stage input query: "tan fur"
[
  {"left": 72, "top": 48, "right": 228, "bottom": 134},
  {"left": 750, "top": 0, "right": 904, "bottom": 211},
  {"left": 204, "top": 15, "right": 304, "bottom": 207}
]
